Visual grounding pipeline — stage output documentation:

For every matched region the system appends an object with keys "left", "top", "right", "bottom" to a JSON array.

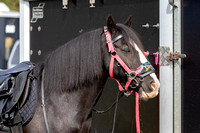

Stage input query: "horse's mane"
[
  {"left": 38, "top": 24, "right": 143, "bottom": 93},
  {"left": 42, "top": 28, "right": 103, "bottom": 92}
]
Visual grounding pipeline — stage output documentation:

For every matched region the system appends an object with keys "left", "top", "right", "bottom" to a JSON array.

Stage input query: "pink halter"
[
  {"left": 104, "top": 26, "right": 154, "bottom": 94},
  {"left": 104, "top": 26, "right": 155, "bottom": 133}
]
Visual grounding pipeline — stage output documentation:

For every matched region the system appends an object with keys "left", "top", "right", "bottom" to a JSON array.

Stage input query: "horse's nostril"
[{"left": 149, "top": 82, "right": 157, "bottom": 91}]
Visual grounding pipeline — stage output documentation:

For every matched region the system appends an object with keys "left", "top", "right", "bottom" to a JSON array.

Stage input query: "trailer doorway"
[{"left": 22, "top": 0, "right": 160, "bottom": 132}]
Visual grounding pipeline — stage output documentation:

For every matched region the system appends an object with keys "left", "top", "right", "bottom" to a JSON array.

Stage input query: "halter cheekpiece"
[{"left": 104, "top": 26, "right": 155, "bottom": 95}]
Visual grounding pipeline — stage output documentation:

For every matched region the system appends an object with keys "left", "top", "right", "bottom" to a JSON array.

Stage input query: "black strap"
[
  {"left": 9, "top": 111, "right": 24, "bottom": 133},
  {"left": 92, "top": 91, "right": 124, "bottom": 114},
  {"left": 9, "top": 123, "right": 24, "bottom": 133}
]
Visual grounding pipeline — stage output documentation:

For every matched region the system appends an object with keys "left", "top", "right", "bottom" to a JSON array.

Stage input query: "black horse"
[{"left": 23, "top": 16, "right": 160, "bottom": 133}]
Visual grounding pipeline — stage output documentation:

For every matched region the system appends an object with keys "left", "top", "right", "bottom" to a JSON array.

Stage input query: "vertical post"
[
  {"left": 173, "top": 0, "right": 182, "bottom": 133},
  {"left": 159, "top": 0, "right": 174, "bottom": 133},
  {"left": 20, "top": 0, "right": 30, "bottom": 62}
]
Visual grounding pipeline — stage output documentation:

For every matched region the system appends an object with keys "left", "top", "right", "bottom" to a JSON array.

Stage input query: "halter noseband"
[{"left": 104, "top": 26, "right": 155, "bottom": 95}]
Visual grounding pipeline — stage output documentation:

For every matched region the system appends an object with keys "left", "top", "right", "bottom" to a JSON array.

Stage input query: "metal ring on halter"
[
  {"left": 129, "top": 78, "right": 140, "bottom": 89},
  {"left": 111, "top": 51, "right": 117, "bottom": 56},
  {"left": 130, "top": 72, "right": 137, "bottom": 79}
]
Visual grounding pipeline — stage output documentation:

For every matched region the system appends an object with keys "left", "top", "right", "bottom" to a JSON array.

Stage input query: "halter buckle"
[{"left": 124, "top": 91, "right": 131, "bottom": 97}]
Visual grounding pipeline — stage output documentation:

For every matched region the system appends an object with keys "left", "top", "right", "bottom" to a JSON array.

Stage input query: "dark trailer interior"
[
  {"left": 0, "top": 15, "right": 19, "bottom": 69},
  {"left": 182, "top": 0, "right": 200, "bottom": 132}
]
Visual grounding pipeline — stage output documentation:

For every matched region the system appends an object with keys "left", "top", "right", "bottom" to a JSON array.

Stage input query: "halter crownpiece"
[{"left": 104, "top": 26, "right": 155, "bottom": 94}]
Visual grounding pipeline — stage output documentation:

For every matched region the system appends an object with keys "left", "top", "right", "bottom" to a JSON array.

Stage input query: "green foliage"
[{"left": 0, "top": 0, "right": 19, "bottom": 11}]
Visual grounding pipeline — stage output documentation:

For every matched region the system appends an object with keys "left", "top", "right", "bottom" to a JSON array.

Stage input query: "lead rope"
[
  {"left": 110, "top": 91, "right": 140, "bottom": 133},
  {"left": 111, "top": 91, "right": 120, "bottom": 133},
  {"left": 135, "top": 92, "right": 140, "bottom": 133},
  {"left": 111, "top": 92, "right": 140, "bottom": 133},
  {"left": 41, "top": 70, "right": 50, "bottom": 133}
]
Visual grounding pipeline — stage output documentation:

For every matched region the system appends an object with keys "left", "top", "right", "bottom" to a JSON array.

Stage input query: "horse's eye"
[
  {"left": 121, "top": 45, "right": 130, "bottom": 53},
  {"left": 114, "top": 43, "right": 130, "bottom": 53},
  {"left": 114, "top": 40, "right": 130, "bottom": 53}
]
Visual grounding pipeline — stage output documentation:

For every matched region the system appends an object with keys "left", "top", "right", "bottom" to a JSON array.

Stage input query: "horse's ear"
[
  {"left": 106, "top": 15, "right": 116, "bottom": 33},
  {"left": 124, "top": 16, "right": 132, "bottom": 27}
]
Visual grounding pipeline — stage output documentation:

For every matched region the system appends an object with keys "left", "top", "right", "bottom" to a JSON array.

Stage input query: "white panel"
[
  {"left": 159, "top": 0, "right": 174, "bottom": 133},
  {"left": 0, "top": 11, "right": 19, "bottom": 18},
  {"left": 173, "top": 0, "right": 182, "bottom": 132},
  {"left": 20, "top": 0, "right": 30, "bottom": 62}
]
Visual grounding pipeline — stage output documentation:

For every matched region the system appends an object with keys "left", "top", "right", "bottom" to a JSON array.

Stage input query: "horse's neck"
[
  {"left": 47, "top": 78, "right": 107, "bottom": 132},
  {"left": 26, "top": 75, "right": 107, "bottom": 133}
]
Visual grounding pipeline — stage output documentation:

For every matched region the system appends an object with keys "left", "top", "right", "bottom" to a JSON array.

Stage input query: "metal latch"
[
  {"left": 160, "top": 46, "right": 187, "bottom": 66},
  {"left": 168, "top": 52, "right": 187, "bottom": 61}
]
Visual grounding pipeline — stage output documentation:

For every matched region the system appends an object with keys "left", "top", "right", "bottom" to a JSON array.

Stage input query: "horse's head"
[{"left": 101, "top": 15, "right": 160, "bottom": 100}]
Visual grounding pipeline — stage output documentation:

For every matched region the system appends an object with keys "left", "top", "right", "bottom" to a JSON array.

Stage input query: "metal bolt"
[
  {"left": 152, "top": 23, "right": 159, "bottom": 29},
  {"left": 30, "top": 50, "right": 33, "bottom": 55},
  {"left": 79, "top": 29, "right": 83, "bottom": 33},
  {"left": 89, "top": 0, "right": 95, "bottom": 8},
  {"left": 38, "top": 26, "right": 41, "bottom": 31},
  {"left": 30, "top": 26, "right": 33, "bottom": 31},
  {"left": 38, "top": 50, "right": 41, "bottom": 55},
  {"left": 63, "top": 0, "right": 68, "bottom": 9},
  {"left": 142, "top": 23, "right": 150, "bottom": 29}
]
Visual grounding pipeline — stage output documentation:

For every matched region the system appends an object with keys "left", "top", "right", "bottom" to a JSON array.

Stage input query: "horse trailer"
[
  {"left": 0, "top": 3, "right": 19, "bottom": 69},
  {"left": 19, "top": 0, "right": 200, "bottom": 133}
]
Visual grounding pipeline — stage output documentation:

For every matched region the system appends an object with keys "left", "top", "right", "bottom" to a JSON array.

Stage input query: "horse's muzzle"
[{"left": 140, "top": 73, "right": 160, "bottom": 100}]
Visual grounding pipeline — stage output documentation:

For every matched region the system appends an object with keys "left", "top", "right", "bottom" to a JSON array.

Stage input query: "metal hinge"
[
  {"left": 169, "top": 0, "right": 178, "bottom": 8},
  {"left": 160, "top": 46, "right": 170, "bottom": 66}
]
